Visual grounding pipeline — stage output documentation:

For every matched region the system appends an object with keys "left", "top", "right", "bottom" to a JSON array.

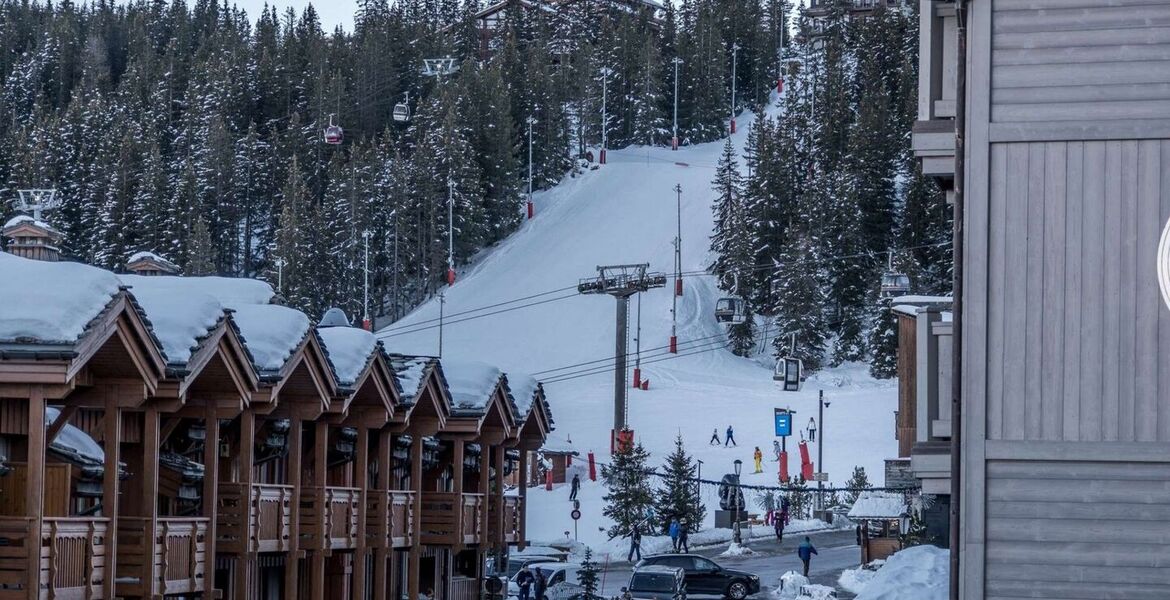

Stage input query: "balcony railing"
[
  {"left": 217, "top": 483, "right": 293, "bottom": 554},
  {"left": 301, "top": 486, "right": 360, "bottom": 550},
  {"left": 420, "top": 492, "right": 483, "bottom": 545},
  {"left": 366, "top": 490, "right": 415, "bottom": 549},
  {"left": 0, "top": 516, "right": 109, "bottom": 599},
  {"left": 490, "top": 496, "right": 523, "bottom": 545},
  {"left": 116, "top": 517, "right": 209, "bottom": 597}
]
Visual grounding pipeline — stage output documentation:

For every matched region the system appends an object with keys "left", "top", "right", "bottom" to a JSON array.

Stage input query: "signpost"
[
  {"left": 571, "top": 508, "right": 582, "bottom": 540},
  {"left": 812, "top": 472, "right": 829, "bottom": 482},
  {"left": 775, "top": 408, "right": 794, "bottom": 483}
]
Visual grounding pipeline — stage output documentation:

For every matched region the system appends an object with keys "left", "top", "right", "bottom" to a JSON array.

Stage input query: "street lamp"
[
  {"left": 362, "top": 230, "right": 372, "bottom": 330},
  {"left": 732, "top": 459, "right": 743, "bottom": 544},
  {"left": 816, "top": 391, "right": 830, "bottom": 511},
  {"left": 447, "top": 178, "right": 456, "bottom": 286},
  {"left": 671, "top": 57, "right": 683, "bottom": 150},
  {"left": 600, "top": 67, "right": 612, "bottom": 164},
  {"left": 730, "top": 43, "right": 740, "bottom": 135},
  {"left": 526, "top": 116, "right": 536, "bottom": 219}
]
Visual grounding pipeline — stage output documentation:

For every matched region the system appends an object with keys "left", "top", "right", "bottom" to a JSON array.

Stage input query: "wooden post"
[
  {"left": 311, "top": 421, "right": 328, "bottom": 600},
  {"left": 407, "top": 437, "right": 423, "bottom": 600},
  {"left": 235, "top": 410, "right": 256, "bottom": 600},
  {"left": 26, "top": 387, "right": 46, "bottom": 600},
  {"left": 478, "top": 445, "right": 489, "bottom": 547},
  {"left": 354, "top": 426, "right": 369, "bottom": 600},
  {"left": 373, "top": 430, "right": 392, "bottom": 600},
  {"left": 518, "top": 450, "right": 528, "bottom": 550},
  {"left": 102, "top": 388, "right": 121, "bottom": 600},
  {"left": 452, "top": 439, "right": 464, "bottom": 549},
  {"left": 203, "top": 404, "right": 221, "bottom": 599},
  {"left": 285, "top": 417, "right": 303, "bottom": 600},
  {"left": 142, "top": 406, "right": 161, "bottom": 593},
  {"left": 493, "top": 445, "right": 505, "bottom": 551}
]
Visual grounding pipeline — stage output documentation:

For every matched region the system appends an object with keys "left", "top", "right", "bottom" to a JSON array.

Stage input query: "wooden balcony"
[
  {"left": 300, "top": 486, "right": 360, "bottom": 551},
  {"left": 217, "top": 483, "right": 293, "bottom": 554},
  {"left": 491, "top": 496, "right": 523, "bottom": 545},
  {"left": 420, "top": 492, "right": 483, "bottom": 546},
  {"left": 116, "top": 517, "right": 209, "bottom": 597},
  {"left": 365, "top": 490, "right": 415, "bottom": 549},
  {"left": 0, "top": 516, "right": 109, "bottom": 599}
]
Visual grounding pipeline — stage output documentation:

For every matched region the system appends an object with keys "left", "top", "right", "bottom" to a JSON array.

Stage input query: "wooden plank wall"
[{"left": 896, "top": 313, "right": 918, "bottom": 457}]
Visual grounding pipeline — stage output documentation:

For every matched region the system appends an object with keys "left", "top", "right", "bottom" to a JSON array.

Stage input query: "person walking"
[
  {"left": 797, "top": 536, "right": 818, "bottom": 577},
  {"left": 709, "top": 428, "right": 721, "bottom": 445},
  {"left": 773, "top": 511, "right": 785, "bottom": 541},
  {"left": 724, "top": 425, "right": 737, "bottom": 447},
  {"left": 516, "top": 566, "right": 535, "bottom": 600},
  {"left": 569, "top": 473, "right": 581, "bottom": 501},
  {"left": 533, "top": 568, "right": 548, "bottom": 600},
  {"left": 624, "top": 525, "right": 643, "bottom": 563},
  {"left": 753, "top": 447, "right": 763, "bottom": 473},
  {"left": 668, "top": 517, "right": 681, "bottom": 552},
  {"left": 773, "top": 440, "right": 782, "bottom": 461},
  {"left": 678, "top": 522, "right": 690, "bottom": 553}
]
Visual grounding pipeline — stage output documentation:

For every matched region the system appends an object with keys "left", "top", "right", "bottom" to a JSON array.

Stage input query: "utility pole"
[
  {"left": 671, "top": 184, "right": 682, "bottom": 354},
  {"left": 600, "top": 67, "right": 612, "bottom": 164},
  {"left": 391, "top": 211, "right": 399, "bottom": 320},
  {"left": 633, "top": 293, "right": 643, "bottom": 387},
  {"left": 817, "top": 390, "right": 830, "bottom": 511},
  {"left": 527, "top": 116, "right": 536, "bottom": 219},
  {"left": 730, "top": 43, "right": 740, "bottom": 134},
  {"left": 578, "top": 264, "right": 666, "bottom": 452},
  {"left": 447, "top": 178, "right": 456, "bottom": 286},
  {"left": 671, "top": 58, "right": 683, "bottom": 151},
  {"left": 438, "top": 292, "right": 445, "bottom": 358},
  {"left": 362, "top": 230, "right": 372, "bottom": 330}
]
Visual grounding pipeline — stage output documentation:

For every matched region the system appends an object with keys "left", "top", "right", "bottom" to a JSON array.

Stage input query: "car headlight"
[{"left": 750, "top": 575, "right": 759, "bottom": 582}]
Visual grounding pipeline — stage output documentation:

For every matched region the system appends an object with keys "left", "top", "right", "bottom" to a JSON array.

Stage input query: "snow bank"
[
  {"left": 231, "top": 305, "right": 311, "bottom": 372},
  {"left": 441, "top": 360, "right": 503, "bottom": 411},
  {"left": 848, "top": 492, "right": 906, "bottom": 519},
  {"left": 773, "top": 572, "right": 809, "bottom": 599},
  {"left": 836, "top": 563, "right": 880, "bottom": 595},
  {"left": 119, "top": 274, "right": 274, "bottom": 307},
  {"left": 799, "top": 584, "right": 837, "bottom": 599},
  {"left": 851, "top": 546, "right": 948, "bottom": 600},
  {"left": 317, "top": 326, "right": 377, "bottom": 386},
  {"left": 130, "top": 287, "right": 225, "bottom": 365},
  {"left": 719, "top": 542, "right": 756, "bottom": 557},
  {"left": 0, "top": 253, "right": 120, "bottom": 344}
]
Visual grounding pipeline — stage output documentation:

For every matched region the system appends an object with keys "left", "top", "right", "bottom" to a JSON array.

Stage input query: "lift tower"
[{"left": 579, "top": 264, "right": 666, "bottom": 452}]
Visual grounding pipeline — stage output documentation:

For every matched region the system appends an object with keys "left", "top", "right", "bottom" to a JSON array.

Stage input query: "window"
[
  {"left": 692, "top": 558, "right": 718, "bottom": 572},
  {"left": 630, "top": 573, "right": 678, "bottom": 593}
]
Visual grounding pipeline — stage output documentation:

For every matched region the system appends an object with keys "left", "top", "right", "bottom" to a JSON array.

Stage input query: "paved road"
[{"left": 597, "top": 529, "right": 861, "bottom": 599}]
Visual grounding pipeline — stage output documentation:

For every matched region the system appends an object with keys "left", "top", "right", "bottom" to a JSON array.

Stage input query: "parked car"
[
  {"left": 635, "top": 555, "right": 759, "bottom": 600},
  {"left": 627, "top": 565, "right": 687, "bottom": 600},
  {"left": 505, "top": 557, "right": 562, "bottom": 597},
  {"left": 508, "top": 562, "right": 583, "bottom": 600}
]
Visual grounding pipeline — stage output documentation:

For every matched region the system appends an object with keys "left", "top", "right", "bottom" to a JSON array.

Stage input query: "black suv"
[{"left": 635, "top": 555, "right": 760, "bottom": 600}]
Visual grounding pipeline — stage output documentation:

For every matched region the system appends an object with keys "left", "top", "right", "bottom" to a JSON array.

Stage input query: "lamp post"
[
  {"left": 671, "top": 57, "right": 683, "bottom": 150},
  {"left": 730, "top": 43, "right": 740, "bottom": 134},
  {"left": 362, "top": 230, "right": 372, "bottom": 330},
  {"left": 527, "top": 116, "right": 536, "bottom": 219},
  {"left": 732, "top": 459, "right": 743, "bottom": 544},
  {"left": 447, "top": 178, "right": 456, "bottom": 286},
  {"left": 814, "top": 391, "right": 830, "bottom": 511},
  {"left": 600, "top": 67, "right": 612, "bottom": 164}
]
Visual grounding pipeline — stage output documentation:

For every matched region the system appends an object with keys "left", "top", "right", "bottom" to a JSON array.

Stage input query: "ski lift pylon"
[
  {"left": 714, "top": 297, "right": 747, "bottom": 324},
  {"left": 323, "top": 113, "right": 344, "bottom": 145}
]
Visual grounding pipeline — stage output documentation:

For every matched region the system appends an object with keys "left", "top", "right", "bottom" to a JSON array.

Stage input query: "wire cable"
[
  {"left": 375, "top": 292, "right": 579, "bottom": 339},
  {"left": 529, "top": 331, "right": 730, "bottom": 376},
  {"left": 541, "top": 341, "right": 730, "bottom": 385},
  {"left": 377, "top": 284, "right": 580, "bottom": 334}
]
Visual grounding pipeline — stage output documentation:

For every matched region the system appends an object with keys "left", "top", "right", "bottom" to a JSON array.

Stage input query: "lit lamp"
[
  {"left": 732, "top": 459, "right": 743, "bottom": 544},
  {"left": 807, "top": 418, "right": 817, "bottom": 442},
  {"left": 899, "top": 512, "right": 911, "bottom": 536}
]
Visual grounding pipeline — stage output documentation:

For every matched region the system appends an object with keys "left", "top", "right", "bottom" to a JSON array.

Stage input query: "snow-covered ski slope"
[{"left": 376, "top": 100, "right": 896, "bottom": 540}]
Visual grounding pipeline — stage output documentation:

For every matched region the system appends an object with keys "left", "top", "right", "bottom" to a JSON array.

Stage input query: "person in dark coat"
[
  {"left": 773, "top": 511, "right": 785, "bottom": 541},
  {"left": 724, "top": 425, "right": 737, "bottom": 446},
  {"left": 569, "top": 473, "right": 581, "bottom": 501},
  {"left": 533, "top": 568, "right": 548, "bottom": 600},
  {"left": 678, "top": 522, "right": 690, "bottom": 553},
  {"left": 624, "top": 525, "right": 643, "bottom": 562},
  {"left": 516, "top": 566, "right": 535, "bottom": 600},
  {"left": 797, "top": 536, "right": 818, "bottom": 576}
]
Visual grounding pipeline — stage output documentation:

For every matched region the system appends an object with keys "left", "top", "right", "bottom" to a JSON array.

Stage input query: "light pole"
[
  {"left": 447, "top": 178, "right": 456, "bottom": 286},
  {"left": 671, "top": 57, "right": 683, "bottom": 150},
  {"left": 730, "top": 43, "right": 740, "bottom": 134},
  {"left": 670, "top": 184, "right": 682, "bottom": 354},
  {"left": 527, "top": 116, "right": 536, "bottom": 219},
  {"left": 732, "top": 459, "right": 743, "bottom": 544},
  {"left": 600, "top": 67, "right": 612, "bottom": 164},
  {"left": 362, "top": 230, "right": 372, "bottom": 330},
  {"left": 816, "top": 391, "right": 831, "bottom": 511}
]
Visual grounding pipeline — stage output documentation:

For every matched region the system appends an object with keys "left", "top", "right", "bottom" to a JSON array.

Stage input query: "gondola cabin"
[
  {"left": 323, "top": 114, "right": 344, "bottom": 145},
  {"left": 714, "top": 298, "right": 746, "bottom": 324},
  {"left": 393, "top": 103, "right": 410, "bottom": 123},
  {"left": 880, "top": 272, "right": 911, "bottom": 298},
  {"left": 773, "top": 357, "right": 803, "bottom": 392}
]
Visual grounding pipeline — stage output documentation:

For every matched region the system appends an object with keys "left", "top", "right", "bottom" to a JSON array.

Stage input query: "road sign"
[
  {"left": 571, "top": 509, "right": 582, "bottom": 521},
  {"left": 812, "top": 472, "right": 829, "bottom": 482},
  {"left": 774, "top": 409, "right": 793, "bottom": 437}
]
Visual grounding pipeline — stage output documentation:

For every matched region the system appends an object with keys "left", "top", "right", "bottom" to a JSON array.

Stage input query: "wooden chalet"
[{"left": 0, "top": 245, "right": 554, "bottom": 600}]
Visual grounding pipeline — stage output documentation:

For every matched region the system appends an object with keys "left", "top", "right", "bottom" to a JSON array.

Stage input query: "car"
[
  {"left": 509, "top": 562, "right": 584, "bottom": 600},
  {"left": 635, "top": 554, "right": 760, "bottom": 600},
  {"left": 627, "top": 565, "right": 687, "bottom": 600}
]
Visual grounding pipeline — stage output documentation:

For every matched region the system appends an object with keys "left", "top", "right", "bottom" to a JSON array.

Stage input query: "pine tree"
[
  {"left": 602, "top": 439, "right": 656, "bottom": 539},
  {"left": 867, "top": 299, "right": 899, "bottom": 379},
  {"left": 573, "top": 548, "right": 603, "bottom": 600},
  {"left": 770, "top": 232, "right": 826, "bottom": 372},
  {"left": 783, "top": 476, "right": 812, "bottom": 520},
  {"left": 654, "top": 435, "right": 706, "bottom": 534},
  {"left": 844, "top": 466, "right": 872, "bottom": 506}
]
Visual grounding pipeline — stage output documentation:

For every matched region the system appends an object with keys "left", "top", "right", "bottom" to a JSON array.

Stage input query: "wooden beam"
[
  {"left": 234, "top": 410, "right": 255, "bottom": 600},
  {"left": 202, "top": 403, "right": 221, "bottom": 600},
  {"left": 354, "top": 426, "right": 370, "bottom": 600},
  {"left": 311, "top": 421, "right": 328, "bottom": 600},
  {"left": 159, "top": 416, "right": 183, "bottom": 445},
  {"left": 479, "top": 444, "right": 490, "bottom": 547},
  {"left": 494, "top": 445, "right": 505, "bottom": 551},
  {"left": 141, "top": 406, "right": 161, "bottom": 590},
  {"left": 407, "top": 437, "right": 423, "bottom": 600},
  {"left": 452, "top": 439, "right": 465, "bottom": 552},
  {"left": 26, "top": 387, "right": 45, "bottom": 600},
  {"left": 518, "top": 450, "right": 528, "bottom": 551},
  {"left": 285, "top": 417, "right": 304, "bottom": 600},
  {"left": 373, "top": 430, "right": 392, "bottom": 600},
  {"left": 44, "top": 404, "right": 77, "bottom": 445},
  {"left": 102, "top": 387, "right": 121, "bottom": 600}
]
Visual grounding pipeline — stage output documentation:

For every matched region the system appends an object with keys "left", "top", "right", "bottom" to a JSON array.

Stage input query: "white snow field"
[{"left": 376, "top": 100, "right": 897, "bottom": 546}]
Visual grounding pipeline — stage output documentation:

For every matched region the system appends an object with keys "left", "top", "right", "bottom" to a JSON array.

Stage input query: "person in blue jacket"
[
  {"left": 668, "top": 517, "right": 682, "bottom": 552},
  {"left": 797, "top": 536, "right": 818, "bottom": 576},
  {"left": 724, "top": 425, "right": 737, "bottom": 446}
]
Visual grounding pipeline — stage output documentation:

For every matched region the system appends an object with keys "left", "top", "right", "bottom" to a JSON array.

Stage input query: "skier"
[
  {"left": 516, "top": 566, "right": 535, "bottom": 600},
  {"left": 624, "top": 525, "right": 643, "bottom": 563},
  {"left": 678, "top": 521, "right": 690, "bottom": 553},
  {"left": 797, "top": 536, "right": 818, "bottom": 577},
  {"left": 668, "top": 517, "right": 681, "bottom": 552},
  {"left": 753, "top": 447, "right": 763, "bottom": 473},
  {"left": 533, "top": 568, "right": 548, "bottom": 600},
  {"left": 773, "top": 440, "right": 782, "bottom": 461},
  {"left": 569, "top": 473, "right": 581, "bottom": 501},
  {"left": 724, "top": 425, "right": 737, "bottom": 447},
  {"left": 709, "top": 428, "right": 721, "bottom": 445}
]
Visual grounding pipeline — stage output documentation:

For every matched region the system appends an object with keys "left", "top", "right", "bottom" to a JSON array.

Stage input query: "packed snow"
[
  {"left": 0, "top": 253, "right": 121, "bottom": 344},
  {"left": 847, "top": 492, "right": 907, "bottom": 519},
  {"left": 392, "top": 357, "right": 430, "bottom": 404},
  {"left": 719, "top": 542, "right": 757, "bottom": 557},
  {"left": 129, "top": 287, "right": 225, "bottom": 365},
  {"left": 849, "top": 546, "right": 948, "bottom": 600},
  {"left": 837, "top": 561, "right": 881, "bottom": 595},
  {"left": 317, "top": 326, "right": 378, "bottom": 386},
  {"left": 231, "top": 304, "right": 311, "bottom": 372},
  {"left": 119, "top": 274, "right": 274, "bottom": 307},
  {"left": 774, "top": 572, "right": 809, "bottom": 599},
  {"left": 441, "top": 360, "right": 504, "bottom": 411}
]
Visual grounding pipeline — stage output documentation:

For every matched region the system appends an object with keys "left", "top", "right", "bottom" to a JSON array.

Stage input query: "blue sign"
[{"left": 774, "top": 409, "right": 792, "bottom": 437}]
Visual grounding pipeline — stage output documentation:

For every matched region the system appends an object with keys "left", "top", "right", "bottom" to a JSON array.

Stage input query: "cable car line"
[
  {"left": 540, "top": 342, "right": 730, "bottom": 385},
  {"left": 537, "top": 339, "right": 730, "bottom": 383},
  {"left": 529, "top": 332, "right": 730, "bottom": 376},
  {"left": 377, "top": 284, "right": 580, "bottom": 334},
  {"left": 376, "top": 292, "right": 579, "bottom": 339}
]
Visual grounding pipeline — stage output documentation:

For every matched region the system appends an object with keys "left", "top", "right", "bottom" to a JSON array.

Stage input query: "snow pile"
[
  {"left": 848, "top": 492, "right": 906, "bottom": 519},
  {"left": 837, "top": 561, "right": 882, "bottom": 595},
  {"left": 317, "top": 326, "right": 377, "bottom": 386},
  {"left": 442, "top": 360, "right": 503, "bottom": 411},
  {"left": 799, "top": 584, "right": 838, "bottom": 599},
  {"left": 773, "top": 572, "right": 809, "bottom": 599},
  {"left": 231, "top": 304, "right": 311, "bottom": 372},
  {"left": 46, "top": 406, "right": 104, "bottom": 464},
  {"left": 119, "top": 274, "right": 274, "bottom": 307},
  {"left": 719, "top": 542, "right": 756, "bottom": 557},
  {"left": 851, "top": 546, "right": 948, "bottom": 600},
  {"left": 129, "top": 287, "right": 225, "bottom": 365},
  {"left": 0, "top": 253, "right": 121, "bottom": 344}
]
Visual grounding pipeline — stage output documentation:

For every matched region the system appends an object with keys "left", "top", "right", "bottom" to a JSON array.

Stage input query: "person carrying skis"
[
  {"left": 668, "top": 517, "right": 681, "bottom": 552},
  {"left": 624, "top": 525, "right": 643, "bottom": 562},
  {"left": 753, "top": 447, "right": 763, "bottom": 473},
  {"left": 797, "top": 536, "right": 818, "bottom": 576},
  {"left": 516, "top": 566, "right": 535, "bottom": 600},
  {"left": 773, "top": 440, "right": 782, "bottom": 461},
  {"left": 709, "top": 428, "right": 721, "bottom": 445},
  {"left": 724, "top": 425, "right": 737, "bottom": 447},
  {"left": 569, "top": 473, "right": 581, "bottom": 501}
]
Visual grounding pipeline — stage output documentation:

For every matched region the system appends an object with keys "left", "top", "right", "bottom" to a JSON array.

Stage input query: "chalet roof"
[
  {"left": 3, "top": 214, "right": 62, "bottom": 236},
  {"left": 126, "top": 250, "right": 180, "bottom": 272},
  {"left": 540, "top": 434, "right": 576, "bottom": 455},
  {"left": 389, "top": 354, "right": 434, "bottom": 407},
  {"left": 317, "top": 325, "right": 378, "bottom": 388},
  {"left": 125, "top": 284, "right": 227, "bottom": 366},
  {"left": 848, "top": 491, "right": 908, "bottom": 519},
  {"left": 442, "top": 359, "right": 505, "bottom": 414},
  {"left": 231, "top": 304, "right": 312, "bottom": 375},
  {"left": 507, "top": 373, "right": 539, "bottom": 418},
  {"left": 119, "top": 274, "right": 275, "bottom": 307},
  {"left": 0, "top": 252, "right": 122, "bottom": 346}
]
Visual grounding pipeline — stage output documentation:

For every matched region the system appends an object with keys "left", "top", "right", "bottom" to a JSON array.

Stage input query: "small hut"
[{"left": 849, "top": 491, "right": 909, "bottom": 563}]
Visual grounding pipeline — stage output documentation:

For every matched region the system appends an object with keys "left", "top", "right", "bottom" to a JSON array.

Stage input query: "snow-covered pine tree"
[
  {"left": 573, "top": 548, "right": 603, "bottom": 600},
  {"left": 844, "top": 466, "right": 871, "bottom": 506},
  {"left": 770, "top": 231, "right": 826, "bottom": 372},
  {"left": 654, "top": 435, "right": 706, "bottom": 534},
  {"left": 186, "top": 214, "right": 216, "bottom": 276},
  {"left": 783, "top": 476, "right": 812, "bottom": 520},
  {"left": 867, "top": 298, "right": 899, "bottom": 379},
  {"left": 710, "top": 139, "right": 757, "bottom": 356},
  {"left": 601, "top": 439, "right": 655, "bottom": 539}
]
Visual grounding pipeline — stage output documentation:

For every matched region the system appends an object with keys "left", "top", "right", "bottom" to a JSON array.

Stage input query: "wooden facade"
[{"left": 0, "top": 254, "right": 554, "bottom": 599}]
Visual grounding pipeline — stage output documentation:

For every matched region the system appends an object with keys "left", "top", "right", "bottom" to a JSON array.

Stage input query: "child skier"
[{"left": 753, "top": 447, "right": 763, "bottom": 473}]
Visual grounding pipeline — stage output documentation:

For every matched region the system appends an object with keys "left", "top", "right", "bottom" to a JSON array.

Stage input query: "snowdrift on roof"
[
  {"left": 507, "top": 373, "right": 539, "bottom": 417},
  {"left": 0, "top": 253, "right": 121, "bottom": 344},
  {"left": 393, "top": 357, "right": 429, "bottom": 403},
  {"left": 232, "top": 304, "right": 311, "bottom": 372},
  {"left": 848, "top": 491, "right": 907, "bottom": 519},
  {"left": 130, "top": 287, "right": 225, "bottom": 365},
  {"left": 4, "top": 214, "right": 60, "bottom": 233},
  {"left": 120, "top": 273, "right": 274, "bottom": 307},
  {"left": 441, "top": 359, "right": 503, "bottom": 411},
  {"left": 318, "top": 326, "right": 377, "bottom": 387},
  {"left": 46, "top": 406, "right": 104, "bottom": 464}
]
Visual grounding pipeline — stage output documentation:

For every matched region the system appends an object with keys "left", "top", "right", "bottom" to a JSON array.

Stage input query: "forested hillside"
[{"left": 0, "top": 0, "right": 785, "bottom": 320}]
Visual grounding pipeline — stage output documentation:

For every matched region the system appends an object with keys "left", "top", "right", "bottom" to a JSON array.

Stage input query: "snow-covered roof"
[
  {"left": 540, "top": 434, "right": 577, "bottom": 455},
  {"left": 892, "top": 305, "right": 921, "bottom": 317},
  {"left": 0, "top": 252, "right": 121, "bottom": 345},
  {"left": 317, "top": 326, "right": 378, "bottom": 387},
  {"left": 3, "top": 214, "right": 61, "bottom": 234},
  {"left": 119, "top": 274, "right": 274, "bottom": 307},
  {"left": 391, "top": 356, "right": 431, "bottom": 405},
  {"left": 231, "top": 304, "right": 312, "bottom": 372},
  {"left": 848, "top": 491, "right": 907, "bottom": 519},
  {"left": 126, "top": 285, "right": 226, "bottom": 366},
  {"left": 46, "top": 406, "right": 104, "bottom": 465},
  {"left": 126, "top": 250, "right": 179, "bottom": 271},
  {"left": 440, "top": 359, "right": 504, "bottom": 412},
  {"left": 507, "top": 373, "right": 540, "bottom": 417},
  {"left": 889, "top": 295, "right": 952, "bottom": 305}
]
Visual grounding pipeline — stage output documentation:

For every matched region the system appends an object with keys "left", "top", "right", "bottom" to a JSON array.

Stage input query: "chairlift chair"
[
  {"left": 715, "top": 297, "right": 747, "bottom": 324},
  {"left": 773, "top": 357, "right": 803, "bottom": 392},
  {"left": 323, "top": 113, "right": 344, "bottom": 145},
  {"left": 879, "top": 272, "right": 911, "bottom": 298}
]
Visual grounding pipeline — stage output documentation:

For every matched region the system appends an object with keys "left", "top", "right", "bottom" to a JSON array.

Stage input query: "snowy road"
[{"left": 596, "top": 529, "right": 861, "bottom": 599}]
